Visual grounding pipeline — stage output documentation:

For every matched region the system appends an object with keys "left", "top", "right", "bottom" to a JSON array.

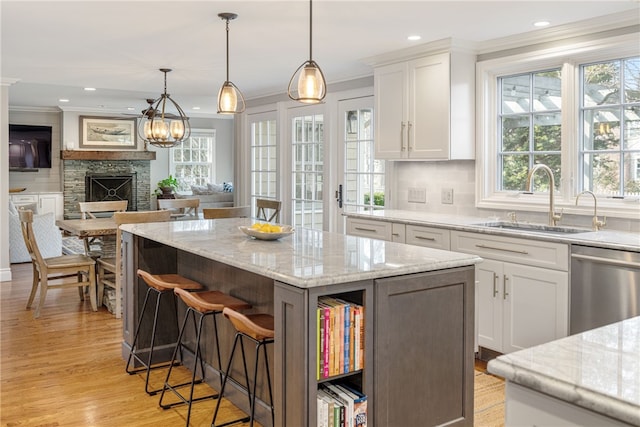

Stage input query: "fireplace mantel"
[{"left": 61, "top": 150, "right": 156, "bottom": 161}]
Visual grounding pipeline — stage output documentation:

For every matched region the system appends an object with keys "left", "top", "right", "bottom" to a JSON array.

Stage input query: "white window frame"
[
  {"left": 249, "top": 111, "right": 279, "bottom": 217},
  {"left": 476, "top": 33, "right": 640, "bottom": 219},
  {"left": 169, "top": 128, "right": 216, "bottom": 192}
]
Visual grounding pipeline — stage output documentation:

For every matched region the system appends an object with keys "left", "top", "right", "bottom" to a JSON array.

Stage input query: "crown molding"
[
  {"left": 1, "top": 78, "right": 20, "bottom": 87},
  {"left": 477, "top": 11, "right": 639, "bottom": 56},
  {"left": 362, "top": 38, "right": 479, "bottom": 67},
  {"left": 8, "top": 105, "right": 61, "bottom": 113}
]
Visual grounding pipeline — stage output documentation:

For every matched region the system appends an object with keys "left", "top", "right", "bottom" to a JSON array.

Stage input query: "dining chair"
[
  {"left": 157, "top": 198, "right": 200, "bottom": 218},
  {"left": 96, "top": 210, "right": 172, "bottom": 318},
  {"left": 78, "top": 200, "right": 128, "bottom": 257},
  {"left": 19, "top": 209, "right": 98, "bottom": 318},
  {"left": 202, "top": 206, "right": 251, "bottom": 219},
  {"left": 256, "top": 198, "right": 282, "bottom": 223}
]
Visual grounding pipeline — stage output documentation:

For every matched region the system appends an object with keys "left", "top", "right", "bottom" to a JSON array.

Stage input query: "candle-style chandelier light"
[{"left": 138, "top": 68, "right": 191, "bottom": 148}]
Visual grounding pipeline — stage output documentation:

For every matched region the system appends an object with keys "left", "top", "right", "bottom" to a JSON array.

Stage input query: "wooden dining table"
[
  {"left": 56, "top": 217, "right": 118, "bottom": 238},
  {"left": 56, "top": 217, "right": 118, "bottom": 258}
]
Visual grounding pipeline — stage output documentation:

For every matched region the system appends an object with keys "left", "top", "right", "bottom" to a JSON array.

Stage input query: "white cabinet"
[
  {"left": 374, "top": 50, "right": 475, "bottom": 160},
  {"left": 346, "top": 217, "right": 393, "bottom": 241},
  {"left": 451, "top": 231, "right": 569, "bottom": 354},
  {"left": 11, "top": 192, "right": 64, "bottom": 220},
  {"left": 405, "top": 224, "right": 450, "bottom": 250}
]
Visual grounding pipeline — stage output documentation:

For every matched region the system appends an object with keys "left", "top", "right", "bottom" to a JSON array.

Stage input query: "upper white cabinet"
[{"left": 373, "top": 48, "right": 475, "bottom": 160}]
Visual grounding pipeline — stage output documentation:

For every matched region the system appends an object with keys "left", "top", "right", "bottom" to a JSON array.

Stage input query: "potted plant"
[{"left": 154, "top": 175, "right": 178, "bottom": 196}]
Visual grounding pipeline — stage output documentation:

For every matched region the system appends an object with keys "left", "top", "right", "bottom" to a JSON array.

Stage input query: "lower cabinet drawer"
[
  {"left": 346, "top": 218, "right": 392, "bottom": 241},
  {"left": 451, "top": 231, "right": 568, "bottom": 271},
  {"left": 405, "top": 225, "right": 450, "bottom": 250}
]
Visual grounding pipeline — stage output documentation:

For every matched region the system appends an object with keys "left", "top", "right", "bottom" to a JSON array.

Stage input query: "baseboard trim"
[{"left": 0, "top": 267, "right": 13, "bottom": 282}]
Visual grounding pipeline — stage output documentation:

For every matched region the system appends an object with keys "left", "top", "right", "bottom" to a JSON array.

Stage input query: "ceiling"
[{"left": 2, "top": 1, "right": 639, "bottom": 117}]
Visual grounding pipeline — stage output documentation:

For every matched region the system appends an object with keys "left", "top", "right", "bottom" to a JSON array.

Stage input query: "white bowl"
[{"left": 238, "top": 225, "right": 295, "bottom": 241}]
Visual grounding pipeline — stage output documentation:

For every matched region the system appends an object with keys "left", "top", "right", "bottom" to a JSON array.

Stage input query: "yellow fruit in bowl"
[{"left": 250, "top": 223, "right": 282, "bottom": 233}]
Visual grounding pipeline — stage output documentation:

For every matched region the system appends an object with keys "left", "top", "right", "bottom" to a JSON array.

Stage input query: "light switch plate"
[
  {"left": 441, "top": 188, "right": 454, "bottom": 204},
  {"left": 408, "top": 187, "right": 427, "bottom": 203}
]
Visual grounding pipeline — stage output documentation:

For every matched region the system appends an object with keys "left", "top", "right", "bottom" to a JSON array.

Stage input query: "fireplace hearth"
[{"left": 85, "top": 173, "right": 137, "bottom": 211}]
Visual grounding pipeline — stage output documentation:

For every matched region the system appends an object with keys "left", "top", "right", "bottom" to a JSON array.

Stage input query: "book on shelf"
[
  {"left": 337, "top": 383, "right": 367, "bottom": 427},
  {"left": 317, "top": 296, "right": 364, "bottom": 379}
]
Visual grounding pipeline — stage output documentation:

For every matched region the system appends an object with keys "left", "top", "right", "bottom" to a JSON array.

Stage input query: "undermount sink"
[{"left": 474, "top": 221, "right": 591, "bottom": 235}]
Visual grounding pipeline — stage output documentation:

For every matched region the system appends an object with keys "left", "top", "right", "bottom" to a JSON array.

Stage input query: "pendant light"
[
  {"left": 138, "top": 68, "right": 191, "bottom": 148},
  {"left": 288, "top": 0, "right": 326, "bottom": 103},
  {"left": 217, "top": 13, "right": 245, "bottom": 114}
]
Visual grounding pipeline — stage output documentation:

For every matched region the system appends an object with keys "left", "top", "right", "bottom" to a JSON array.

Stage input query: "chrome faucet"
[
  {"left": 525, "top": 164, "right": 562, "bottom": 226},
  {"left": 576, "top": 190, "right": 606, "bottom": 231}
]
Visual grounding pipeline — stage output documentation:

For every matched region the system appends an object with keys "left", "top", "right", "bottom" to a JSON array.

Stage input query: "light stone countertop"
[
  {"left": 120, "top": 218, "right": 482, "bottom": 288},
  {"left": 487, "top": 316, "right": 640, "bottom": 426},
  {"left": 345, "top": 210, "right": 640, "bottom": 252}
]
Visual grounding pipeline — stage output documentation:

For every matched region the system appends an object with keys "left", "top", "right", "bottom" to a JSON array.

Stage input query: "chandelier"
[{"left": 138, "top": 68, "right": 191, "bottom": 148}]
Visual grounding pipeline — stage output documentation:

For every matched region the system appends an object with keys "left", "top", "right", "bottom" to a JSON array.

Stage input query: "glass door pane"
[{"left": 291, "top": 113, "right": 324, "bottom": 230}]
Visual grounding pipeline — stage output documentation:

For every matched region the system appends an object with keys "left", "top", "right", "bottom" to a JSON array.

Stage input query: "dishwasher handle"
[{"left": 571, "top": 253, "right": 640, "bottom": 269}]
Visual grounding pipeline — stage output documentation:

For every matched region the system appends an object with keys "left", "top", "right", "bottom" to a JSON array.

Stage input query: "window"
[
  {"left": 342, "top": 104, "right": 385, "bottom": 212},
  {"left": 169, "top": 129, "right": 215, "bottom": 192},
  {"left": 476, "top": 33, "right": 639, "bottom": 219},
  {"left": 498, "top": 70, "right": 562, "bottom": 192},
  {"left": 580, "top": 57, "right": 640, "bottom": 196},
  {"left": 250, "top": 114, "right": 278, "bottom": 214}
]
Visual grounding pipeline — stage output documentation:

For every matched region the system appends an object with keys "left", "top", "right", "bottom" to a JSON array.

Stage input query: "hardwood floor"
[{"left": 1, "top": 262, "right": 504, "bottom": 426}]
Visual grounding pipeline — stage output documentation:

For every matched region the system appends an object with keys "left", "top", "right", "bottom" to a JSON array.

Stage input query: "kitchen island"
[
  {"left": 119, "top": 218, "right": 481, "bottom": 427},
  {"left": 488, "top": 316, "right": 640, "bottom": 426}
]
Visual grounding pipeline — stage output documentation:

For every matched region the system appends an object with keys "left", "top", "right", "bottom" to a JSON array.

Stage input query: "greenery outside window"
[
  {"left": 169, "top": 129, "right": 215, "bottom": 192},
  {"left": 499, "top": 70, "right": 562, "bottom": 192},
  {"left": 579, "top": 57, "right": 640, "bottom": 196}
]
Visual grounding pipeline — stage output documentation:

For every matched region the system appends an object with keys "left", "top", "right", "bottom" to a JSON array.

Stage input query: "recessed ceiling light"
[
  {"left": 407, "top": 35, "right": 421, "bottom": 41},
  {"left": 534, "top": 21, "right": 550, "bottom": 27},
  {"left": 84, "top": 87, "right": 96, "bottom": 91},
  {"left": 59, "top": 98, "right": 69, "bottom": 103},
  {"left": 127, "top": 107, "right": 135, "bottom": 111},
  {"left": 192, "top": 106, "right": 201, "bottom": 110}
]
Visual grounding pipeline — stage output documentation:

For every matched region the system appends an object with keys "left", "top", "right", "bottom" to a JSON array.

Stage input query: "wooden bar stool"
[
  {"left": 159, "top": 288, "right": 251, "bottom": 427},
  {"left": 126, "top": 269, "right": 204, "bottom": 395},
  {"left": 211, "top": 307, "right": 275, "bottom": 427}
]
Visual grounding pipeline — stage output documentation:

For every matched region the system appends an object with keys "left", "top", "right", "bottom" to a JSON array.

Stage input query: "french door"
[{"left": 288, "top": 105, "right": 325, "bottom": 230}]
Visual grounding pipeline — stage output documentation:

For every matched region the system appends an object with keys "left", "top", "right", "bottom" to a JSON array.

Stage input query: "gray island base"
[{"left": 120, "top": 218, "right": 481, "bottom": 426}]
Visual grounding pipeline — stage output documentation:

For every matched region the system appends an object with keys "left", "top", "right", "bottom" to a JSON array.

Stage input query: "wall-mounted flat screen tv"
[{"left": 8, "top": 124, "right": 53, "bottom": 170}]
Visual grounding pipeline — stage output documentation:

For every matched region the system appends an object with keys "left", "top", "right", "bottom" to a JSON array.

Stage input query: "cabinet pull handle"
[
  {"left": 475, "top": 244, "right": 529, "bottom": 255},
  {"left": 391, "top": 233, "right": 399, "bottom": 236},
  {"left": 493, "top": 273, "right": 499, "bottom": 297},
  {"left": 400, "top": 122, "right": 406, "bottom": 151},
  {"left": 415, "top": 236, "right": 436, "bottom": 241},
  {"left": 407, "top": 121, "right": 413, "bottom": 151},
  {"left": 355, "top": 227, "right": 377, "bottom": 233},
  {"left": 503, "top": 275, "right": 509, "bottom": 300}
]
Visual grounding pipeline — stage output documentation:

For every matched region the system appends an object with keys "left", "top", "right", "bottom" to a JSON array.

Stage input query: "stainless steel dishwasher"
[{"left": 570, "top": 245, "right": 640, "bottom": 335}]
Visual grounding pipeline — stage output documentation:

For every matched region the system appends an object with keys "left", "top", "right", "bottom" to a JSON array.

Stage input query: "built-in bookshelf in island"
[{"left": 317, "top": 294, "right": 367, "bottom": 427}]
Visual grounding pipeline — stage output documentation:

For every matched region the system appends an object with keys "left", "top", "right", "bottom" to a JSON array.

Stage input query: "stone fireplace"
[{"left": 61, "top": 150, "right": 155, "bottom": 219}]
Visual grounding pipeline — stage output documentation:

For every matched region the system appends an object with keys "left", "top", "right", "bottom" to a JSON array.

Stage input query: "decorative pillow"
[
  {"left": 190, "top": 184, "right": 214, "bottom": 195},
  {"left": 223, "top": 182, "right": 233, "bottom": 193},
  {"left": 207, "top": 183, "right": 225, "bottom": 193}
]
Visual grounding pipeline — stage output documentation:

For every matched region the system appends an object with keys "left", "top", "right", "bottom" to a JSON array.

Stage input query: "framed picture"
[{"left": 79, "top": 116, "right": 137, "bottom": 149}]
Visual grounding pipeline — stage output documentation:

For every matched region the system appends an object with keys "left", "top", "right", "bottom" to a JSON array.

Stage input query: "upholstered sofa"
[
  {"left": 175, "top": 182, "right": 234, "bottom": 209},
  {"left": 8, "top": 202, "right": 62, "bottom": 263}
]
